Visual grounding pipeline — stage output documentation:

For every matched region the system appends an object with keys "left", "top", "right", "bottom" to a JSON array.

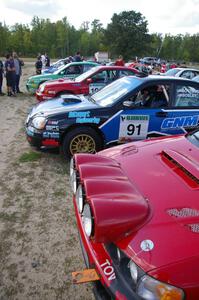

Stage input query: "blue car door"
[
  {"left": 100, "top": 83, "right": 172, "bottom": 144},
  {"left": 160, "top": 82, "right": 199, "bottom": 134}
]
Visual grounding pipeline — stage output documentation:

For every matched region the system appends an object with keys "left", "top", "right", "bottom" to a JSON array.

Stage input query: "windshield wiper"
[{"left": 87, "top": 95, "right": 96, "bottom": 104}]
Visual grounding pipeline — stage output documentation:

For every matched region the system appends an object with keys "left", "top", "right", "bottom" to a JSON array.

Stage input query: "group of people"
[
  {"left": 0, "top": 52, "right": 23, "bottom": 97},
  {"left": 35, "top": 51, "right": 83, "bottom": 75},
  {"left": 35, "top": 53, "right": 50, "bottom": 74}
]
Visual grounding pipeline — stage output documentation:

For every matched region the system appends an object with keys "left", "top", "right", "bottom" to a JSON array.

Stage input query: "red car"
[
  {"left": 36, "top": 65, "right": 141, "bottom": 101},
  {"left": 71, "top": 129, "right": 199, "bottom": 299}
]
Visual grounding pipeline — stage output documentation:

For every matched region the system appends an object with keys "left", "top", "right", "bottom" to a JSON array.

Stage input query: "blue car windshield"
[{"left": 92, "top": 76, "right": 141, "bottom": 107}]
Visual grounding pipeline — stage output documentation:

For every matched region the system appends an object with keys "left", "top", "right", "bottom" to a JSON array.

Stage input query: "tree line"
[{"left": 1, "top": 10, "right": 199, "bottom": 62}]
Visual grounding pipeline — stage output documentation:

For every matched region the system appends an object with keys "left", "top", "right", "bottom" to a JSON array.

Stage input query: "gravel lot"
[{"left": 0, "top": 62, "right": 94, "bottom": 299}]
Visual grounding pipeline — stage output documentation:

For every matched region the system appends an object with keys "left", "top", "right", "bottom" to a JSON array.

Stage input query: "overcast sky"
[{"left": 0, "top": 0, "right": 199, "bottom": 35}]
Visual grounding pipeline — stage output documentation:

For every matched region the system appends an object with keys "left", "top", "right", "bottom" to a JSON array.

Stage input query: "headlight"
[
  {"left": 32, "top": 116, "right": 46, "bottom": 130},
  {"left": 39, "top": 84, "right": 45, "bottom": 92},
  {"left": 70, "top": 158, "right": 74, "bottom": 177},
  {"left": 82, "top": 204, "right": 93, "bottom": 237},
  {"left": 70, "top": 169, "right": 77, "bottom": 193},
  {"left": 76, "top": 185, "right": 84, "bottom": 213},
  {"left": 137, "top": 275, "right": 184, "bottom": 300},
  {"left": 129, "top": 261, "right": 138, "bottom": 284}
]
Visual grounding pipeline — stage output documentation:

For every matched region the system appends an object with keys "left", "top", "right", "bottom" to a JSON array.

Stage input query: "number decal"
[
  {"left": 127, "top": 123, "right": 141, "bottom": 136},
  {"left": 89, "top": 83, "right": 105, "bottom": 94},
  {"left": 119, "top": 115, "right": 149, "bottom": 140}
]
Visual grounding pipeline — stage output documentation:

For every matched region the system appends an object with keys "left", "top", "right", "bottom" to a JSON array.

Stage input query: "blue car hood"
[{"left": 29, "top": 94, "right": 98, "bottom": 118}]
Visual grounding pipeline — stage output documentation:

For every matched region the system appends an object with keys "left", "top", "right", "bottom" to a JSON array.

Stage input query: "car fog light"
[
  {"left": 82, "top": 204, "right": 93, "bottom": 237},
  {"left": 129, "top": 261, "right": 138, "bottom": 283},
  {"left": 76, "top": 185, "right": 84, "bottom": 213}
]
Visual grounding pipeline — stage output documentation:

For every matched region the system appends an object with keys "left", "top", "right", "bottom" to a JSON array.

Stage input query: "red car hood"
[{"left": 100, "top": 135, "right": 199, "bottom": 277}]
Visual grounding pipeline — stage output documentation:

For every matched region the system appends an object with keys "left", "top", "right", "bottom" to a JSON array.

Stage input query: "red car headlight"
[
  {"left": 137, "top": 275, "right": 184, "bottom": 300},
  {"left": 82, "top": 203, "right": 93, "bottom": 237},
  {"left": 76, "top": 184, "right": 84, "bottom": 213}
]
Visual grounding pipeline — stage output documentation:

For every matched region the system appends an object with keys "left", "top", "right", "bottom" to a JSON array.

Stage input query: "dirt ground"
[{"left": 0, "top": 62, "right": 94, "bottom": 299}]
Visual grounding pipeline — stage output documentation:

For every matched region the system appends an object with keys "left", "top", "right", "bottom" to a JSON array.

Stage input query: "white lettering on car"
[{"left": 100, "top": 259, "right": 116, "bottom": 281}]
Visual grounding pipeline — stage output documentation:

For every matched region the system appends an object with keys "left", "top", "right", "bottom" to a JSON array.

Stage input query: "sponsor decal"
[
  {"left": 121, "top": 115, "right": 149, "bottom": 122},
  {"left": 68, "top": 111, "right": 90, "bottom": 118},
  {"left": 161, "top": 115, "right": 199, "bottom": 129},
  {"left": 46, "top": 125, "right": 59, "bottom": 131},
  {"left": 43, "top": 132, "right": 60, "bottom": 138},
  {"left": 76, "top": 117, "right": 100, "bottom": 124},
  {"left": 47, "top": 120, "right": 59, "bottom": 125}
]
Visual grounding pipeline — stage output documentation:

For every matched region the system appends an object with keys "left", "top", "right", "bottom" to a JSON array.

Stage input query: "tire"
[{"left": 62, "top": 127, "right": 102, "bottom": 159}]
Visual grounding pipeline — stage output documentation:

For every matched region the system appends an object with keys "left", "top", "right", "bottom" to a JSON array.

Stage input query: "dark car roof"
[{"left": 129, "top": 74, "right": 199, "bottom": 83}]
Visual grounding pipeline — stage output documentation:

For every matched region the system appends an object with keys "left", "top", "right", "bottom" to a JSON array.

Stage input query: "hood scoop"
[
  {"left": 161, "top": 150, "right": 199, "bottom": 188},
  {"left": 61, "top": 94, "right": 81, "bottom": 104}
]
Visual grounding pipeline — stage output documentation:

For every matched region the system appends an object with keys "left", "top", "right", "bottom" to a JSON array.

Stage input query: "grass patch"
[
  {"left": 0, "top": 212, "right": 18, "bottom": 222},
  {"left": 19, "top": 151, "right": 42, "bottom": 163}
]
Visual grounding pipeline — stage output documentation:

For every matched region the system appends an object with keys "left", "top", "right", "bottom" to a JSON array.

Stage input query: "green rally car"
[{"left": 26, "top": 61, "right": 98, "bottom": 94}]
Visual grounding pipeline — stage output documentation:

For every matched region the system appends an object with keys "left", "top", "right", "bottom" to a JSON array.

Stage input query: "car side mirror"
[
  {"left": 123, "top": 100, "right": 135, "bottom": 108},
  {"left": 86, "top": 78, "right": 93, "bottom": 84}
]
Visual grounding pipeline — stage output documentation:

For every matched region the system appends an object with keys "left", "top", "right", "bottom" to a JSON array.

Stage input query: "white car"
[{"left": 164, "top": 67, "right": 199, "bottom": 79}]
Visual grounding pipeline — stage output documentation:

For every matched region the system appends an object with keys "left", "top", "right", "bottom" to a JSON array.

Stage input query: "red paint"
[
  {"left": 36, "top": 66, "right": 140, "bottom": 101},
  {"left": 73, "top": 133, "right": 199, "bottom": 298}
]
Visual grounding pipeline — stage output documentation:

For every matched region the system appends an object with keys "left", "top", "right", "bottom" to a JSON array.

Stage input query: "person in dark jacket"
[
  {"left": 45, "top": 53, "right": 50, "bottom": 67},
  {"left": 5, "top": 53, "right": 15, "bottom": 96},
  {"left": 35, "top": 56, "right": 42, "bottom": 74},
  {"left": 0, "top": 59, "right": 4, "bottom": 95},
  {"left": 73, "top": 51, "right": 82, "bottom": 62}
]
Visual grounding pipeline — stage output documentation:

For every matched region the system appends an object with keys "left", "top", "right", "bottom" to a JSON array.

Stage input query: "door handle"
[{"left": 156, "top": 111, "right": 168, "bottom": 117}]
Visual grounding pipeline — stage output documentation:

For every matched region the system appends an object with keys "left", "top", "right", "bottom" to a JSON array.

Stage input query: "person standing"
[
  {"left": 115, "top": 55, "right": 125, "bottom": 66},
  {"left": 9, "top": 54, "right": 16, "bottom": 95},
  {"left": 5, "top": 54, "right": 14, "bottom": 96},
  {"left": 0, "top": 59, "right": 4, "bottom": 95},
  {"left": 45, "top": 53, "right": 50, "bottom": 67},
  {"left": 13, "top": 52, "right": 22, "bottom": 93},
  {"left": 73, "top": 51, "right": 82, "bottom": 62},
  {"left": 41, "top": 53, "right": 46, "bottom": 69},
  {"left": 35, "top": 56, "right": 42, "bottom": 74}
]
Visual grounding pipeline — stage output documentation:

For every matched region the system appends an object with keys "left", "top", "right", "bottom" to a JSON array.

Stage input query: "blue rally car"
[{"left": 25, "top": 75, "right": 199, "bottom": 158}]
